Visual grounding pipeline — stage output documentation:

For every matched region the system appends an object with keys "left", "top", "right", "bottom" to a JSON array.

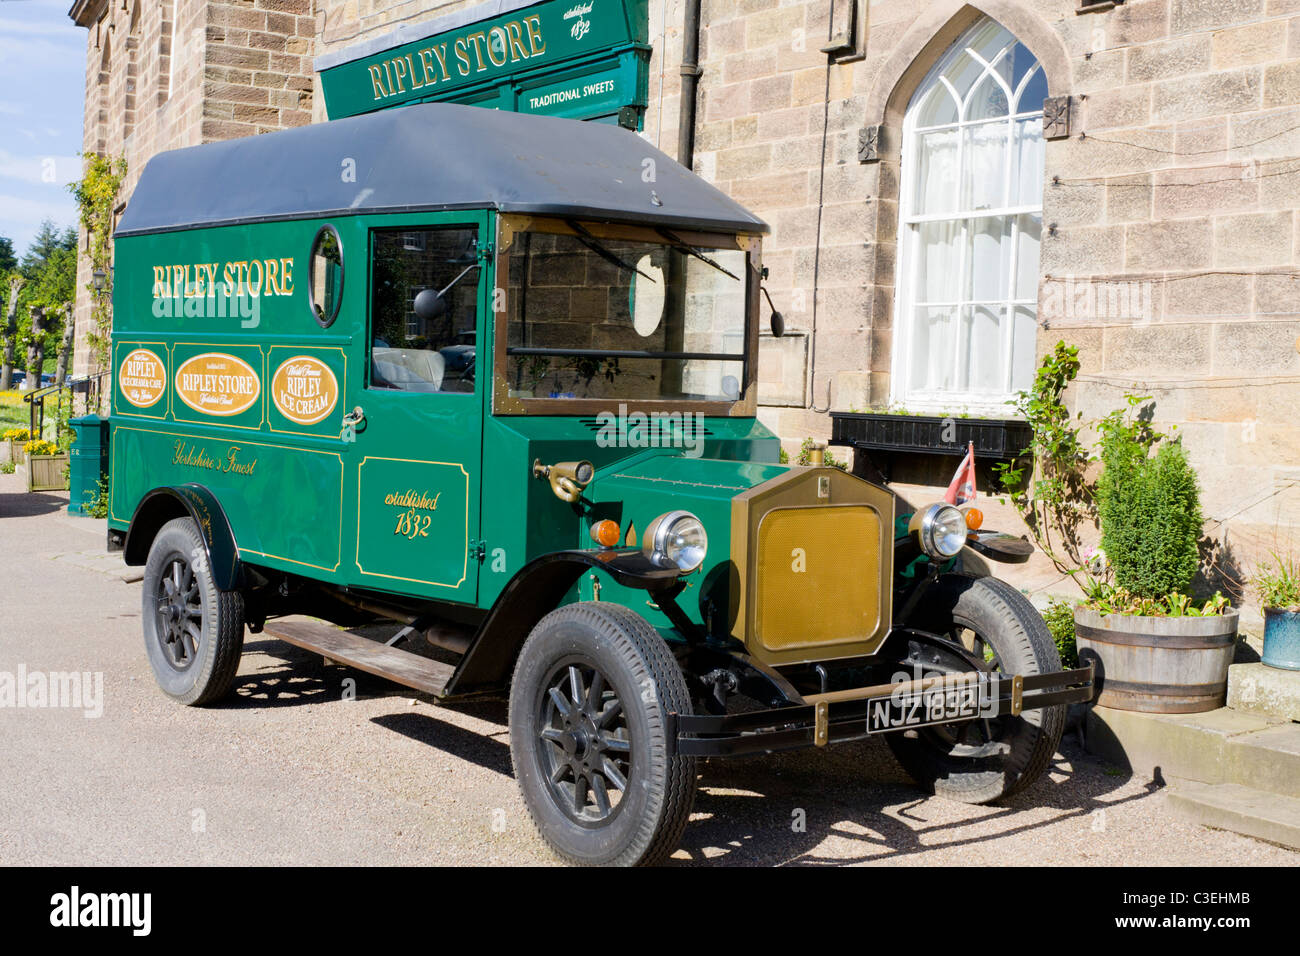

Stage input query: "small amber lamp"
[
  {"left": 963, "top": 507, "right": 984, "bottom": 531},
  {"left": 590, "top": 519, "right": 621, "bottom": 548}
]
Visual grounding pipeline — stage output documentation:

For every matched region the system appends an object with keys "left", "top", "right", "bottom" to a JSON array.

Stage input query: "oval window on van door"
[{"left": 308, "top": 224, "right": 344, "bottom": 327}]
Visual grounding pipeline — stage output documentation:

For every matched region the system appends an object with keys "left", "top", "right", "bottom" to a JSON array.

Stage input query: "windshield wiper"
[
  {"left": 655, "top": 228, "right": 739, "bottom": 281},
  {"left": 566, "top": 220, "right": 656, "bottom": 281}
]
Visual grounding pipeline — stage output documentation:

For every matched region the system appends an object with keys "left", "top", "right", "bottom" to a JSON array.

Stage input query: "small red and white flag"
[{"left": 945, "top": 441, "right": 977, "bottom": 506}]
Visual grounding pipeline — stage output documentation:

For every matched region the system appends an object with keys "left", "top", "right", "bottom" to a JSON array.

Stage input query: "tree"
[
  {"left": 20, "top": 220, "right": 77, "bottom": 276},
  {"left": 0, "top": 237, "right": 16, "bottom": 275},
  {"left": 17, "top": 232, "right": 77, "bottom": 390},
  {"left": 1, "top": 275, "right": 23, "bottom": 391}
]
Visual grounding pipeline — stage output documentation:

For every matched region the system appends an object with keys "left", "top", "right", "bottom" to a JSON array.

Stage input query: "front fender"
[
  {"left": 123, "top": 484, "right": 244, "bottom": 591},
  {"left": 443, "top": 548, "right": 684, "bottom": 697}
]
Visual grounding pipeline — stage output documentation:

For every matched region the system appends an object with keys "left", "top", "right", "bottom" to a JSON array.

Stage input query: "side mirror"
[
  {"left": 413, "top": 288, "right": 447, "bottom": 322},
  {"left": 759, "top": 284, "right": 784, "bottom": 337}
]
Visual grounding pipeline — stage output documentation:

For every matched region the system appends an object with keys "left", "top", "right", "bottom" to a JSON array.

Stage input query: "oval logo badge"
[
  {"left": 271, "top": 355, "right": 339, "bottom": 426},
  {"left": 118, "top": 348, "right": 166, "bottom": 409},
  {"left": 174, "top": 352, "right": 261, "bottom": 417}
]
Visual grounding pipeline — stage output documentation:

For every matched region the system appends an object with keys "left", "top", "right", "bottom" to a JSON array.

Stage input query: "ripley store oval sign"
[
  {"left": 271, "top": 355, "right": 339, "bottom": 426},
  {"left": 174, "top": 353, "right": 261, "bottom": 417},
  {"left": 118, "top": 348, "right": 167, "bottom": 409}
]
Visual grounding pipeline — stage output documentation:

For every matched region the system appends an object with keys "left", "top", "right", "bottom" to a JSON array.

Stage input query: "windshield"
[{"left": 503, "top": 225, "right": 750, "bottom": 405}]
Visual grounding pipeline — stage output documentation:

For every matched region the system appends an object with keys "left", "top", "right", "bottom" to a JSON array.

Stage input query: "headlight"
[
  {"left": 643, "top": 510, "right": 708, "bottom": 572},
  {"left": 909, "top": 503, "right": 969, "bottom": 559}
]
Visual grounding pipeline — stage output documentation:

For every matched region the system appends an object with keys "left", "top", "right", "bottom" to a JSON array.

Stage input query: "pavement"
[{"left": 1, "top": 468, "right": 1296, "bottom": 867}]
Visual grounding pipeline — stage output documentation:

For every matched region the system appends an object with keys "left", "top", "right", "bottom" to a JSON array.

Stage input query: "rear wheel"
[
  {"left": 887, "top": 575, "right": 1065, "bottom": 804},
  {"left": 141, "top": 517, "right": 245, "bottom": 706},
  {"left": 509, "top": 602, "right": 696, "bottom": 866}
]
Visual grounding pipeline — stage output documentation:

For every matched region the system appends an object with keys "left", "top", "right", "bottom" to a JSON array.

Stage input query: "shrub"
[
  {"left": 1255, "top": 553, "right": 1300, "bottom": 611},
  {"left": 794, "top": 437, "right": 847, "bottom": 471},
  {"left": 1096, "top": 401, "right": 1201, "bottom": 599},
  {"left": 1042, "top": 598, "right": 1078, "bottom": 668},
  {"left": 85, "top": 476, "right": 110, "bottom": 519}
]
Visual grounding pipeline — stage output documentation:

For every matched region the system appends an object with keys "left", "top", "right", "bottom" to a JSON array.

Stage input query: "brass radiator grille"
[{"left": 755, "top": 506, "right": 881, "bottom": 652}]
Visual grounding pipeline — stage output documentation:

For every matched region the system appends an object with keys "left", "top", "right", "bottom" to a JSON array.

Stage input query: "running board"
[{"left": 262, "top": 617, "right": 454, "bottom": 697}]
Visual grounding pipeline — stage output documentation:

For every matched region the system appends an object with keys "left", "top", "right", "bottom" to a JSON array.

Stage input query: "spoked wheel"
[
  {"left": 510, "top": 603, "right": 696, "bottom": 866},
  {"left": 154, "top": 554, "right": 204, "bottom": 671},
  {"left": 141, "top": 517, "right": 245, "bottom": 706},
  {"left": 537, "top": 661, "right": 633, "bottom": 824},
  {"left": 919, "top": 625, "right": 1010, "bottom": 760},
  {"left": 887, "top": 575, "right": 1066, "bottom": 804}
]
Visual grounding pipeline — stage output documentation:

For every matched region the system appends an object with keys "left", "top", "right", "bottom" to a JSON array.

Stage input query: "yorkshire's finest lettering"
[{"left": 170, "top": 440, "right": 258, "bottom": 476}]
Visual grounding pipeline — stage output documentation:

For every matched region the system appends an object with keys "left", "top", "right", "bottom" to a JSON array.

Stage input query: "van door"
[{"left": 348, "top": 213, "right": 488, "bottom": 603}]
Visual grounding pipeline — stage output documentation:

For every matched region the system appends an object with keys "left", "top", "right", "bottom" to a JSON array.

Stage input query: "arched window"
[{"left": 891, "top": 17, "right": 1047, "bottom": 412}]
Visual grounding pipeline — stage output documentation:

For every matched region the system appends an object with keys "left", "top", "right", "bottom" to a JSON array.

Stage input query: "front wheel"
[
  {"left": 141, "top": 517, "right": 245, "bottom": 706},
  {"left": 887, "top": 575, "right": 1066, "bottom": 804},
  {"left": 509, "top": 602, "right": 697, "bottom": 866}
]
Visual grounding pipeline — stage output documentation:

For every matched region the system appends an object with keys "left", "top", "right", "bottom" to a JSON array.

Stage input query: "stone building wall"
[
  {"left": 75, "top": 0, "right": 1300, "bottom": 594},
  {"left": 70, "top": 0, "right": 316, "bottom": 379}
]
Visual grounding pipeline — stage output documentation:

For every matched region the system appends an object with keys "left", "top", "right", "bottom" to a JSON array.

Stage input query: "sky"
[{"left": 0, "top": 0, "right": 86, "bottom": 258}]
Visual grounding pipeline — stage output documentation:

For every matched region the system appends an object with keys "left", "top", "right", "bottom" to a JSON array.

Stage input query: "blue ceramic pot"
[{"left": 1262, "top": 609, "right": 1300, "bottom": 670}]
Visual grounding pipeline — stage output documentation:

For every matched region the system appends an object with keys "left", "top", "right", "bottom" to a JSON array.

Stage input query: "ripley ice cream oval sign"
[
  {"left": 118, "top": 348, "right": 167, "bottom": 409},
  {"left": 271, "top": 355, "right": 339, "bottom": 426},
  {"left": 174, "top": 353, "right": 261, "bottom": 417}
]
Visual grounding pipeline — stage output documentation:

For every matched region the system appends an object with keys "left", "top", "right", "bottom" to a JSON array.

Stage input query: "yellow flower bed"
[{"left": 25, "top": 439, "right": 61, "bottom": 456}]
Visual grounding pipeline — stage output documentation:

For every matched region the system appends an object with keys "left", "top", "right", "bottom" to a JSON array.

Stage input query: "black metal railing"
[{"left": 21, "top": 371, "right": 109, "bottom": 443}]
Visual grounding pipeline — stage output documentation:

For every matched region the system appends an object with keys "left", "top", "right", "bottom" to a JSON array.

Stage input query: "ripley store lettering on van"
[{"left": 151, "top": 259, "right": 294, "bottom": 299}]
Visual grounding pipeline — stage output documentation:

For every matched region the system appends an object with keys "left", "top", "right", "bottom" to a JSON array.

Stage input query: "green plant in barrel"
[{"left": 1074, "top": 395, "right": 1236, "bottom": 714}]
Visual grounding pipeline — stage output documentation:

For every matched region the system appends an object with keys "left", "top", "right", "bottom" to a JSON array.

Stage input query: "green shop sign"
[{"left": 318, "top": 0, "right": 649, "bottom": 126}]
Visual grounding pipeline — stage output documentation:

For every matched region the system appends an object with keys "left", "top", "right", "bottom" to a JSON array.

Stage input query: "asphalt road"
[{"left": 1, "top": 471, "right": 1295, "bottom": 867}]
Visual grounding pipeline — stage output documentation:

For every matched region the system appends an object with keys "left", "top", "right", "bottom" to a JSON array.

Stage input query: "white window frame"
[{"left": 890, "top": 19, "right": 1046, "bottom": 416}]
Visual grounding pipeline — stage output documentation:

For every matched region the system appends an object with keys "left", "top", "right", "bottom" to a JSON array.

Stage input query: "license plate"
[{"left": 866, "top": 683, "right": 982, "bottom": 734}]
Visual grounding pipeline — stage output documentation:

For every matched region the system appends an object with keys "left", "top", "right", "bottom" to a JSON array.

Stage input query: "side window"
[
  {"left": 309, "top": 224, "right": 344, "bottom": 327},
  {"left": 369, "top": 227, "right": 479, "bottom": 394}
]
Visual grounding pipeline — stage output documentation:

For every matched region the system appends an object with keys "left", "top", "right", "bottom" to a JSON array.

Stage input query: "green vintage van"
[{"left": 108, "top": 102, "right": 1092, "bottom": 866}]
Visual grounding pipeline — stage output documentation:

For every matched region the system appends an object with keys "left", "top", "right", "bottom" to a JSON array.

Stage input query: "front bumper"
[{"left": 668, "top": 664, "right": 1094, "bottom": 757}]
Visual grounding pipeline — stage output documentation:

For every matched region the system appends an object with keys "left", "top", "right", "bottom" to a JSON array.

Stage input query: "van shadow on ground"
[{"left": 234, "top": 636, "right": 1143, "bottom": 865}]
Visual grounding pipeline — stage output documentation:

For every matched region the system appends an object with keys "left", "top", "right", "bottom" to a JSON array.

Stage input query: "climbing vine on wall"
[{"left": 68, "top": 153, "right": 127, "bottom": 374}]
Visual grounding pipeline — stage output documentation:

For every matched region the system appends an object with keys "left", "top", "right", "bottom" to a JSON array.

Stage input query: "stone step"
[
  {"left": 1166, "top": 782, "right": 1300, "bottom": 851},
  {"left": 1227, "top": 662, "right": 1300, "bottom": 722},
  {"left": 1085, "top": 705, "right": 1300, "bottom": 797}
]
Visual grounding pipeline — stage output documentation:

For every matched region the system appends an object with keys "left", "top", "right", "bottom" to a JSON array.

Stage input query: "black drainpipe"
[{"left": 677, "top": 0, "right": 702, "bottom": 168}]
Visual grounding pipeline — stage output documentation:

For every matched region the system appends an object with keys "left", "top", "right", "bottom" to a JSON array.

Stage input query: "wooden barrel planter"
[{"left": 1074, "top": 607, "right": 1239, "bottom": 714}]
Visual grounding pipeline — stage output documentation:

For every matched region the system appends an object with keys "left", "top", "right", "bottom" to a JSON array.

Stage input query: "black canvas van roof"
[{"left": 115, "top": 102, "right": 769, "bottom": 238}]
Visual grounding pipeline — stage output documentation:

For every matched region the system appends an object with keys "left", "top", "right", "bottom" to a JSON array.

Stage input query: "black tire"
[
  {"left": 509, "top": 602, "right": 696, "bottom": 866},
  {"left": 887, "top": 575, "right": 1065, "bottom": 804},
  {"left": 141, "top": 517, "right": 245, "bottom": 706}
]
